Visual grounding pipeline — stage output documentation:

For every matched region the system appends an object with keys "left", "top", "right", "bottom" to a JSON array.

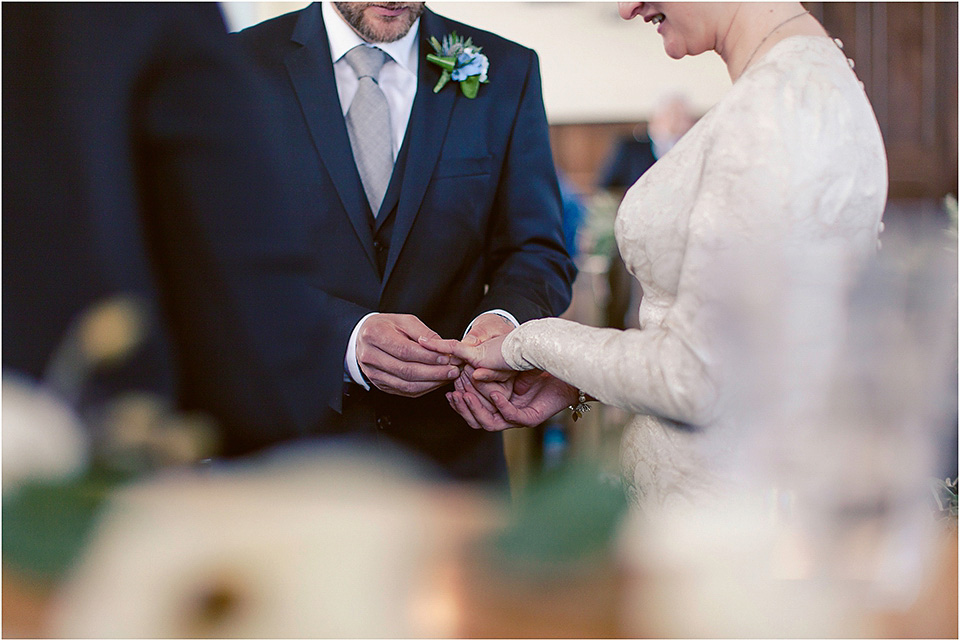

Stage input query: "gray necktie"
[{"left": 344, "top": 45, "right": 393, "bottom": 216}]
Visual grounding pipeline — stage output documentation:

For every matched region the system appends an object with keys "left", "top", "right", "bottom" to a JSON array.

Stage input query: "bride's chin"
[
  {"left": 661, "top": 42, "right": 686, "bottom": 60},
  {"left": 657, "top": 34, "right": 682, "bottom": 59}
]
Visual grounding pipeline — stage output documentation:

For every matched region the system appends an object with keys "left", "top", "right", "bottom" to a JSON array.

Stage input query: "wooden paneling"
[
  {"left": 802, "top": 2, "right": 956, "bottom": 199},
  {"left": 549, "top": 122, "right": 638, "bottom": 194},
  {"left": 551, "top": 3, "right": 958, "bottom": 201}
]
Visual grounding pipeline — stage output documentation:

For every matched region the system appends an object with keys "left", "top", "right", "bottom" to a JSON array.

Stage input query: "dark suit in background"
[
  {"left": 3, "top": 3, "right": 334, "bottom": 454},
  {"left": 597, "top": 136, "right": 658, "bottom": 195},
  {"left": 597, "top": 135, "right": 658, "bottom": 330},
  {"left": 235, "top": 4, "right": 576, "bottom": 480}
]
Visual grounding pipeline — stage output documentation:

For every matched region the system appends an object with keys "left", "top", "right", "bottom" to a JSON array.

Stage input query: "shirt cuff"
[
  {"left": 345, "top": 312, "right": 379, "bottom": 391},
  {"left": 463, "top": 309, "right": 520, "bottom": 339}
]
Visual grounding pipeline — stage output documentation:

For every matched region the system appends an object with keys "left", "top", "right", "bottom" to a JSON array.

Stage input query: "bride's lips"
[{"left": 644, "top": 12, "right": 666, "bottom": 31}]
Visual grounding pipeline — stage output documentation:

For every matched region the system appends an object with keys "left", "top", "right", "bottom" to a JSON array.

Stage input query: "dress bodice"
[
  {"left": 501, "top": 36, "right": 888, "bottom": 505},
  {"left": 619, "top": 36, "right": 885, "bottom": 333}
]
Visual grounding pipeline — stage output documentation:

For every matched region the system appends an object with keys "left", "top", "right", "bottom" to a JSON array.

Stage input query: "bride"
[{"left": 422, "top": 2, "right": 887, "bottom": 506}]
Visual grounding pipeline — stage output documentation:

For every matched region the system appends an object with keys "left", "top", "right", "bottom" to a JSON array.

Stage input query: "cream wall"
[{"left": 220, "top": 1, "right": 731, "bottom": 123}]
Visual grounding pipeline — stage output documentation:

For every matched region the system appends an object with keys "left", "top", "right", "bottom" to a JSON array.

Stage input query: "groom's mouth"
[{"left": 369, "top": 3, "right": 409, "bottom": 19}]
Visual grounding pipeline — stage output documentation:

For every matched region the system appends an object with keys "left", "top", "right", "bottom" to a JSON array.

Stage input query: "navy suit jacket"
[
  {"left": 3, "top": 3, "right": 339, "bottom": 454},
  {"left": 598, "top": 136, "right": 658, "bottom": 191},
  {"left": 236, "top": 5, "right": 576, "bottom": 479}
]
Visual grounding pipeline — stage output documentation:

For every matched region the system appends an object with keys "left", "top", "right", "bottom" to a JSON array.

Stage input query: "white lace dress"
[{"left": 501, "top": 36, "right": 887, "bottom": 507}]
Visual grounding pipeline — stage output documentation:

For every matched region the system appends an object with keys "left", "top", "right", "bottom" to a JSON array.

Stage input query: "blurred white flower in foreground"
[
  {"left": 2, "top": 374, "right": 89, "bottom": 492},
  {"left": 47, "top": 446, "right": 483, "bottom": 638}
]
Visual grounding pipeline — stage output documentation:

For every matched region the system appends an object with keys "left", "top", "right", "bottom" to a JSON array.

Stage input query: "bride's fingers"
[
  {"left": 420, "top": 337, "right": 510, "bottom": 378},
  {"left": 420, "top": 336, "right": 488, "bottom": 367},
  {"left": 418, "top": 336, "right": 461, "bottom": 355}
]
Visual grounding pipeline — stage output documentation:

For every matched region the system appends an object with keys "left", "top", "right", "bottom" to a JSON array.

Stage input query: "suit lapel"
[
  {"left": 380, "top": 10, "right": 456, "bottom": 290},
  {"left": 285, "top": 4, "right": 377, "bottom": 270}
]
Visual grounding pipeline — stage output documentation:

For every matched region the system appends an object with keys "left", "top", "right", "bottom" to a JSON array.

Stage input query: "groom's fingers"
[
  {"left": 490, "top": 392, "right": 540, "bottom": 427},
  {"left": 463, "top": 313, "right": 515, "bottom": 345},
  {"left": 447, "top": 391, "right": 483, "bottom": 430},
  {"left": 472, "top": 367, "right": 514, "bottom": 383},
  {"left": 512, "top": 370, "right": 544, "bottom": 395},
  {"left": 456, "top": 374, "right": 512, "bottom": 430},
  {"left": 360, "top": 339, "right": 460, "bottom": 396},
  {"left": 360, "top": 314, "right": 453, "bottom": 365},
  {"left": 448, "top": 390, "right": 512, "bottom": 431},
  {"left": 362, "top": 348, "right": 459, "bottom": 383},
  {"left": 367, "top": 332, "right": 453, "bottom": 365},
  {"left": 364, "top": 362, "right": 456, "bottom": 397},
  {"left": 461, "top": 376, "right": 498, "bottom": 414},
  {"left": 461, "top": 391, "right": 511, "bottom": 431}
]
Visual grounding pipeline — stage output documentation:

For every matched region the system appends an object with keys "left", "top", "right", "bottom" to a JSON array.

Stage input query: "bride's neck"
[{"left": 718, "top": 2, "right": 818, "bottom": 82}]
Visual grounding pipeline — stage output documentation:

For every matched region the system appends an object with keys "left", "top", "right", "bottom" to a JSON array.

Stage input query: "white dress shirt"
[
  {"left": 323, "top": 2, "right": 518, "bottom": 389},
  {"left": 322, "top": 1, "right": 417, "bottom": 158}
]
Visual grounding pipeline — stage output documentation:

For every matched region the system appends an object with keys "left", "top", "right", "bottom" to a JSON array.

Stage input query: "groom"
[{"left": 235, "top": 2, "right": 575, "bottom": 480}]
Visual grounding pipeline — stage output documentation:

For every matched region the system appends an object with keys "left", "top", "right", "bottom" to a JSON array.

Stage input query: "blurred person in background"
[
  {"left": 2, "top": 3, "right": 344, "bottom": 459},
  {"left": 599, "top": 93, "right": 695, "bottom": 194},
  {"left": 423, "top": 1, "right": 887, "bottom": 507},
  {"left": 233, "top": 2, "right": 575, "bottom": 482}
]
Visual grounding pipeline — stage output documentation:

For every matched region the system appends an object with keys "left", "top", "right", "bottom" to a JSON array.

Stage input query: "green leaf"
[
  {"left": 426, "top": 53, "right": 456, "bottom": 72},
  {"left": 433, "top": 69, "right": 451, "bottom": 94},
  {"left": 428, "top": 35, "right": 442, "bottom": 55},
  {"left": 487, "top": 461, "right": 628, "bottom": 567},
  {"left": 461, "top": 75, "right": 480, "bottom": 99},
  {"left": 2, "top": 468, "right": 130, "bottom": 580}
]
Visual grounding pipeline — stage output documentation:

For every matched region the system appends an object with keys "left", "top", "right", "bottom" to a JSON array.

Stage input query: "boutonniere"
[{"left": 426, "top": 31, "right": 489, "bottom": 99}]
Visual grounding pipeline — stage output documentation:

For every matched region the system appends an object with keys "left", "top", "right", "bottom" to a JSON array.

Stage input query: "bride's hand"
[{"left": 418, "top": 332, "right": 511, "bottom": 374}]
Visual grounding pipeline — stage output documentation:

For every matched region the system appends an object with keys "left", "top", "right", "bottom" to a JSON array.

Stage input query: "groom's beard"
[{"left": 333, "top": 2, "right": 425, "bottom": 43}]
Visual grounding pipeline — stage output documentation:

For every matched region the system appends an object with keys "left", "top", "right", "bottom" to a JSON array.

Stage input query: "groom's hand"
[
  {"left": 357, "top": 314, "right": 461, "bottom": 398},
  {"left": 463, "top": 313, "right": 515, "bottom": 346},
  {"left": 447, "top": 370, "right": 579, "bottom": 431}
]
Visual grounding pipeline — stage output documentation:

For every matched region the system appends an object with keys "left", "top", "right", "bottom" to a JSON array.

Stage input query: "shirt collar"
[{"left": 322, "top": 2, "right": 420, "bottom": 76}]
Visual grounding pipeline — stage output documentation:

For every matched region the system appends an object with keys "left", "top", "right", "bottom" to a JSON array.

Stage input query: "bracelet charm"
[{"left": 569, "top": 389, "right": 591, "bottom": 422}]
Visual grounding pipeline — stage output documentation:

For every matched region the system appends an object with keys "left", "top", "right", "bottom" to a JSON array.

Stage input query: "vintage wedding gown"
[{"left": 501, "top": 37, "right": 887, "bottom": 507}]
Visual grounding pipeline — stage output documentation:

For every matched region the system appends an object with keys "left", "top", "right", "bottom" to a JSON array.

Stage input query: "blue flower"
[
  {"left": 451, "top": 51, "right": 489, "bottom": 83},
  {"left": 427, "top": 32, "right": 490, "bottom": 99}
]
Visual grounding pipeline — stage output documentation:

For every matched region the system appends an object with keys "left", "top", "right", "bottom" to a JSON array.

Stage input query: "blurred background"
[{"left": 4, "top": 2, "right": 957, "bottom": 638}]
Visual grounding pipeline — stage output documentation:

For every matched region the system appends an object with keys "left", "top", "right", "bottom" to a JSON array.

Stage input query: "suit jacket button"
[
  {"left": 377, "top": 415, "right": 391, "bottom": 429},
  {"left": 373, "top": 240, "right": 384, "bottom": 252}
]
